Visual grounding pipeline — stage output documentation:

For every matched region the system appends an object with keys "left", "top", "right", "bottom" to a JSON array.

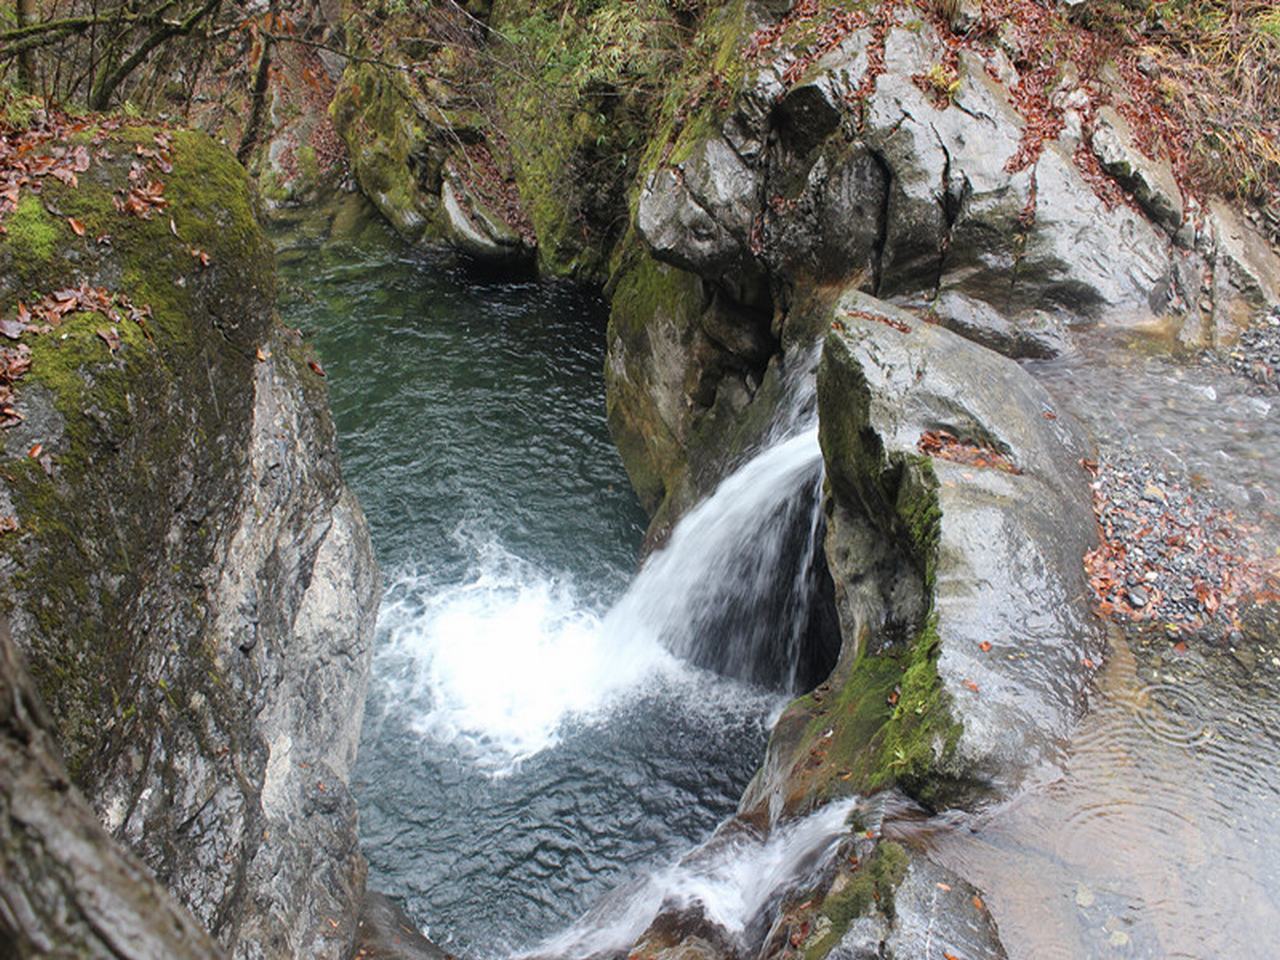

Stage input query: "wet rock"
[
  {"left": 352, "top": 891, "right": 452, "bottom": 960},
  {"left": 750, "top": 290, "right": 1101, "bottom": 816},
  {"left": 1, "top": 618, "right": 223, "bottom": 959},
  {"left": 1206, "top": 199, "right": 1280, "bottom": 338},
  {"left": 873, "top": 858, "right": 1006, "bottom": 960},
  {"left": 929, "top": 289, "right": 1068, "bottom": 359},
  {"left": 440, "top": 165, "right": 530, "bottom": 265},
  {"left": 638, "top": 135, "right": 760, "bottom": 279},
  {"left": 1090, "top": 106, "right": 1183, "bottom": 231}
]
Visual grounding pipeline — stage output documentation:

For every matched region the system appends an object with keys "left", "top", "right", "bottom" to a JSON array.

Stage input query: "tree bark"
[
  {"left": 16, "top": 0, "right": 38, "bottom": 91},
  {"left": 88, "top": 0, "right": 219, "bottom": 110}
]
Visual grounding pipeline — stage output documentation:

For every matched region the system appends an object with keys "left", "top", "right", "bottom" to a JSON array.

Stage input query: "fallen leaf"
[
  {"left": 67, "top": 216, "right": 85, "bottom": 236},
  {"left": 27, "top": 443, "right": 42, "bottom": 459},
  {"left": 972, "top": 895, "right": 984, "bottom": 911},
  {"left": 0, "top": 515, "right": 18, "bottom": 534},
  {"left": 936, "top": 882, "right": 953, "bottom": 891},
  {"left": 308, "top": 360, "right": 326, "bottom": 377},
  {"left": 0, "top": 318, "right": 25, "bottom": 340},
  {"left": 1082, "top": 657, "right": 1095, "bottom": 668},
  {"left": 1172, "top": 640, "right": 1188, "bottom": 654},
  {"left": 96, "top": 327, "right": 121, "bottom": 352},
  {"left": 255, "top": 346, "right": 268, "bottom": 362},
  {"left": 963, "top": 679, "right": 980, "bottom": 693},
  {"left": 979, "top": 641, "right": 992, "bottom": 653},
  {"left": 169, "top": 216, "right": 180, "bottom": 238}
]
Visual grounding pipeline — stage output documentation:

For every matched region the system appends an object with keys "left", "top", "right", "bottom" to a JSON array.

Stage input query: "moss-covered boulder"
[
  {"left": 744, "top": 290, "right": 1102, "bottom": 824},
  {"left": 330, "top": 57, "right": 531, "bottom": 264},
  {"left": 0, "top": 116, "right": 379, "bottom": 959}
]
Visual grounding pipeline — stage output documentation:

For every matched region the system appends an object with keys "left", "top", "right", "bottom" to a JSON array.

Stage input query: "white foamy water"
[
  {"left": 373, "top": 346, "right": 826, "bottom": 773},
  {"left": 533, "top": 797, "right": 859, "bottom": 958},
  {"left": 373, "top": 537, "right": 679, "bottom": 771}
]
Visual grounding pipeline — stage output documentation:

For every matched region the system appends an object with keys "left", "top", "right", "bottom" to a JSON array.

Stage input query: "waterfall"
[
  {"left": 606, "top": 344, "right": 837, "bottom": 691},
  {"left": 376, "top": 346, "right": 833, "bottom": 771},
  {"left": 530, "top": 797, "right": 858, "bottom": 959}
]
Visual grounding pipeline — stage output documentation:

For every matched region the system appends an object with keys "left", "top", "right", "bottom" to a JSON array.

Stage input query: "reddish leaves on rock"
[
  {"left": 918, "top": 430, "right": 1021, "bottom": 474},
  {"left": 0, "top": 343, "right": 32, "bottom": 426},
  {"left": 843, "top": 307, "right": 910, "bottom": 334}
]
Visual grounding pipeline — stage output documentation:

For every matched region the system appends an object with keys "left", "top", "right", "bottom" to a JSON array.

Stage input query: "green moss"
[
  {"left": 894, "top": 454, "right": 941, "bottom": 589},
  {"left": 0, "top": 121, "right": 274, "bottom": 781},
  {"left": 6, "top": 194, "right": 59, "bottom": 270},
  {"left": 604, "top": 249, "right": 702, "bottom": 511},
  {"left": 330, "top": 62, "right": 443, "bottom": 244},
  {"left": 804, "top": 842, "right": 910, "bottom": 960}
]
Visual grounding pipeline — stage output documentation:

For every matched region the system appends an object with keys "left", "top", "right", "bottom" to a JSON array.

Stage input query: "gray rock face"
[
  {"left": 83, "top": 336, "right": 378, "bottom": 960},
  {"left": 822, "top": 290, "right": 1102, "bottom": 799},
  {"left": 0, "top": 133, "right": 379, "bottom": 960},
  {"left": 352, "top": 891, "right": 452, "bottom": 960},
  {"left": 1090, "top": 105, "right": 1183, "bottom": 231},
  {"left": 1, "top": 618, "right": 224, "bottom": 959},
  {"left": 638, "top": 135, "right": 761, "bottom": 279}
]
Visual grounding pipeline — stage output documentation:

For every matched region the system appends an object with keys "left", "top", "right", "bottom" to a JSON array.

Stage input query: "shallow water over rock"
[{"left": 907, "top": 331, "right": 1280, "bottom": 959}]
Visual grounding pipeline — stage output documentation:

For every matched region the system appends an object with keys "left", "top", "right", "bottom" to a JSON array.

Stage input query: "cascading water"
[
  {"left": 273, "top": 200, "right": 845, "bottom": 956},
  {"left": 606, "top": 427, "right": 833, "bottom": 691},
  {"left": 533, "top": 798, "right": 859, "bottom": 959}
]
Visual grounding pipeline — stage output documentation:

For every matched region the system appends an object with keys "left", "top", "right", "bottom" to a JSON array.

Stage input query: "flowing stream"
[{"left": 272, "top": 197, "right": 1280, "bottom": 960}]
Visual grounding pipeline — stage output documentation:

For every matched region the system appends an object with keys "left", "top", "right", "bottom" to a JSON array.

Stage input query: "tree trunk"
[{"left": 16, "top": 0, "right": 37, "bottom": 91}]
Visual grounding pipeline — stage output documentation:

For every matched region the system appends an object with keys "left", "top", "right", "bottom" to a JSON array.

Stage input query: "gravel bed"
[
  {"left": 1203, "top": 305, "right": 1280, "bottom": 391},
  {"left": 1084, "top": 453, "right": 1278, "bottom": 639}
]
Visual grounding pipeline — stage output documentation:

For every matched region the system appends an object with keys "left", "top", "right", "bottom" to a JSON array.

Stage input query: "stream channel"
[{"left": 272, "top": 195, "right": 1280, "bottom": 960}]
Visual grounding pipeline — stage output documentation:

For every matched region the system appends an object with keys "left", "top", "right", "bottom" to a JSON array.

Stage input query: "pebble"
[{"left": 1207, "top": 305, "right": 1280, "bottom": 391}]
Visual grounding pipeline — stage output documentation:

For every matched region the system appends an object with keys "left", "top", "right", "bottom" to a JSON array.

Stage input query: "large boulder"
[
  {"left": 1, "top": 618, "right": 223, "bottom": 959},
  {"left": 744, "top": 289, "right": 1102, "bottom": 821},
  {"left": 0, "top": 118, "right": 379, "bottom": 959}
]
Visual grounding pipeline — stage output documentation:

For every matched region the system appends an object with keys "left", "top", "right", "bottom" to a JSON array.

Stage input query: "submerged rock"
[
  {"left": 0, "top": 121, "right": 379, "bottom": 959},
  {"left": 352, "top": 891, "right": 454, "bottom": 960}
]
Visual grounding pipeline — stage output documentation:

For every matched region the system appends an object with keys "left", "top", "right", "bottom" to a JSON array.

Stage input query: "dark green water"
[{"left": 270, "top": 196, "right": 779, "bottom": 956}]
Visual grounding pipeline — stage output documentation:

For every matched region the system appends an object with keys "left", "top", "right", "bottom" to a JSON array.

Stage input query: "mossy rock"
[{"left": 0, "top": 122, "right": 275, "bottom": 783}]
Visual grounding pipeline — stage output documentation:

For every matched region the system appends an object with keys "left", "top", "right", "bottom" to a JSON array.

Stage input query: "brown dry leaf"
[
  {"left": 67, "top": 216, "right": 85, "bottom": 236},
  {"left": 308, "top": 360, "right": 326, "bottom": 378},
  {"left": 979, "top": 640, "right": 992, "bottom": 653},
  {"left": 255, "top": 346, "right": 268, "bottom": 362},
  {"left": 0, "top": 515, "right": 18, "bottom": 534},
  {"left": 96, "top": 327, "right": 121, "bottom": 352},
  {"left": 972, "top": 895, "right": 985, "bottom": 911},
  {"left": 963, "top": 679, "right": 980, "bottom": 693},
  {"left": 27, "top": 443, "right": 42, "bottom": 459}
]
